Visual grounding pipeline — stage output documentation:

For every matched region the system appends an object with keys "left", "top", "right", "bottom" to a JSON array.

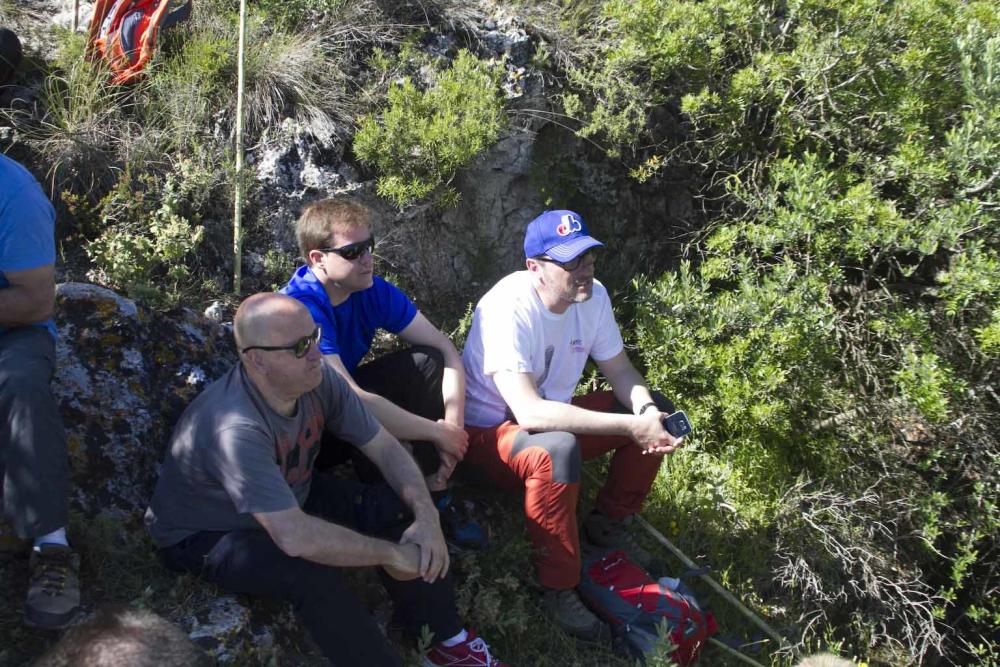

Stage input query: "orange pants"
[{"left": 464, "top": 391, "right": 664, "bottom": 589}]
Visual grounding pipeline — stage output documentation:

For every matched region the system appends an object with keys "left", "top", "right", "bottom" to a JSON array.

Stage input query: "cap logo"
[{"left": 556, "top": 213, "right": 582, "bottom": 237}]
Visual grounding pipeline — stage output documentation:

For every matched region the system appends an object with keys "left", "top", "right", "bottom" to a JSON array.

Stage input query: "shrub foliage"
[
  {"left": 2, "top": 0, "right": 997, "bottom": 664},
  {"left": 561, "top": 0, "right": 999, "bottom": 663},
  {"left": 354, "top": 50, "right": 506, "bottom": 207}
]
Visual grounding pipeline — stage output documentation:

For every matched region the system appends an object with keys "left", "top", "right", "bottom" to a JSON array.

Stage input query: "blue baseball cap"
[{"left": 523, "top": 210, "right": 604, "bottom": 261}]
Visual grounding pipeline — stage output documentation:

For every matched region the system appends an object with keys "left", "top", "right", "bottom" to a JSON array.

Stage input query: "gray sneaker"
[
  {"left": 542, "top": 588, "right": 605, "bottom": 640},
  {"left": 25, "top": 544, "right": 81, "bottom": 629},
  {"left": 582, "top": 511, "right": 656, "bottom": 570}
]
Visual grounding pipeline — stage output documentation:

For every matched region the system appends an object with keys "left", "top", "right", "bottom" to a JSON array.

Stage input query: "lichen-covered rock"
[
  {"left": 251, "top": 117, "right": 351, "bottom": 263},
  {"left": 2, "top": 284, "right": 285, "bottom": 663},
  {"left": 52, "top": 282, "right": 238, "bottom": 515},
  {"left": 185, "top": 595, "right": 269, "bottom": 663},
  {"left": 479, "top": 9, "right": 533, "bottom": 67},
  {"left": 44, "top": 284, "right": 325, "bottom": 663}
]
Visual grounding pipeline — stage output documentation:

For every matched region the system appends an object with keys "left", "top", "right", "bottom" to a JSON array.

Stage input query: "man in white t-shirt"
[{"left": 462, "top": 210, "right": 685, "bottom": 639}]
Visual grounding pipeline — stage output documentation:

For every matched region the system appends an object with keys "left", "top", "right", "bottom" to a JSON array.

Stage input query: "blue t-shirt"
[
  {"left": 0, "top": 154, "right": 57, "bottom": 338},
  {"left": 281, "top": 266, "right": 417, "bottom": 373}
]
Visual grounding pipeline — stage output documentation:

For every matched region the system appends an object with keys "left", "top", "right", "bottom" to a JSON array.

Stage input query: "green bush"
[
  {"left": 85, "top": 162, "right": 209, "bottom": 304},
  {"left": 557, "top": 0, "right": 1000, "bottom": 662},
  {"left": 354, "top": 50, "right": 506, "bottom": 207}
]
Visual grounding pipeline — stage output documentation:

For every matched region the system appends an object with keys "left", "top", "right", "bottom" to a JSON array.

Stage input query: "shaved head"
[
  {"left": 234, "top": 293, "right": 308, "bottom": 350},
  {"left": 233, "top": 293, "right": 324, "bottom": 410},
  {"left": 35, "top": 606, "right": 211, "bottom": 667}
]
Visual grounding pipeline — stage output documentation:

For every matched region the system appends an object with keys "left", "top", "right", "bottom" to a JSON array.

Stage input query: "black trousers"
[
  {"left": 159, "top": 474, "right": 462, "bottom": 667},
  {"left": 317, "top": 345, "right": 445, "bottom": 481}
]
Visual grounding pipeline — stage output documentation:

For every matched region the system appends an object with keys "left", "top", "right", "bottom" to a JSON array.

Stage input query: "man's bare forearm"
[
  {"left": 365, "top": 430, "right": 437, "bottom": 520},
  {"left": 360, "top": 389, "right": 441, "bottom": 442},
  {"left": 255, "top": 507, "right": 414, "bottom": 572},
  {"left": 292, "top": 515, "right": 396, "bottom": 565},
  {"left": 514, "top": 396, "right": 636, "bottom": 436},
  {"left": 441, "top": 356, "right": 466, "bottom": 427},
  {"left": 600, "top": 351, "right": 659, "bottom": 414},
  {"left": 612, "top": 373, "right": 657, "bottom": 415}
]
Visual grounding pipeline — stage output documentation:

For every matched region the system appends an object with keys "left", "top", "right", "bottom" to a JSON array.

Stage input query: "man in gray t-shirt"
[{"left": 144, "top": 294, "right": 505, "bottom": 667}]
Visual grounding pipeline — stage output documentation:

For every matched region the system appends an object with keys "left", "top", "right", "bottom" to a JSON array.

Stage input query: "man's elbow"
[
  {"left": 15, "top": 289, "right": 55, "bottom": 326},
  {"left": 258, "top": 514, "right": 309, "bottom": 558},
  {"left": 441, "top": 340, "right": 463, "bottom": 364},
  {"left": 270, "top": 528, "right": 308, "bottom": 558},
  {"left": 34, "top": 298, "right": 55, "bottom": 323},
  {"left": 508, "top": 406, "right": 546, "bottom": 432}
]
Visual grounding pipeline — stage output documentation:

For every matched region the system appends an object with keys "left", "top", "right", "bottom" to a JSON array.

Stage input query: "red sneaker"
[{"left": 422, "top": 628, "right": 508, "bottom": 667}]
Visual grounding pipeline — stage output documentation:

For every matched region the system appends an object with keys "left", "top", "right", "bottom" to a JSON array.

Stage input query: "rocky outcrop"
[
  {"left": 0, "top": 284, "right": 320, "bottom": 662},
  {"left": 52, "top": 283, "right": 238, "bottom": 515},
  {"left": 241, "top": 4, "right": 694, "bottom": 324}
]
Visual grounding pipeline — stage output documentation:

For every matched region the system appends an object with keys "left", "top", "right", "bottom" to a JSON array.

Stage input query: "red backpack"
[
  {"left": 578, "top": 550, "right": 718, "bottom": 665},
  {"left": 86, "top": 0, "right": 192, "bottom": 84}
]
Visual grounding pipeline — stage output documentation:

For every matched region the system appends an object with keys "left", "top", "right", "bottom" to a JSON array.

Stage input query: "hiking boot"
[
  {"left": 25, "top": 544, "right": 81, "bottom": 629},
  {"left": 582, "top": 511, "right": 658, "bottom": 571},
  {"left": 422, "top": 628, "right": 508, "bottom": 667},
  {"left": 435, "top": 492, "right": 488, "bottom": 552},
  {"left": 542, "top": 588, "right": 605, "bottom": 641}
]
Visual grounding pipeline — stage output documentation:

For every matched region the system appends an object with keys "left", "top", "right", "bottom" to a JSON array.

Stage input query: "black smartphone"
[{"left": 662, "top": 410, "right": 692, "bottom": 438}]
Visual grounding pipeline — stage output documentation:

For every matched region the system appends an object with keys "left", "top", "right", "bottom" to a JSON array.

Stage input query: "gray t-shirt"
[{"left": 145, "top": 363, "right": 380, "bottom": 547}]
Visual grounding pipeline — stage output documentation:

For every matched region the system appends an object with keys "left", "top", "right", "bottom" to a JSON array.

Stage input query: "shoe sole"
[{"left": 24, "top": 605, "right": 81, "bottom": 630}]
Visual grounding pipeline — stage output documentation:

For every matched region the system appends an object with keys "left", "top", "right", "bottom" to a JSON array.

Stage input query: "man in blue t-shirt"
[
  {"left": 0, "top": 153, "right": 80, "bottom": 628},
  {"left": 282, "top": 198, "right": 483, "bottom": 548}
]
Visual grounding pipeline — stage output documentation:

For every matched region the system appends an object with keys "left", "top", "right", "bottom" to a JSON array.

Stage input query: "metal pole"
[
  {"left": 707, "top": 637, "right": 769, "bottom": 667},
  {"left": 232, "top": 0, "right": 247, "bottom": 294},
  {"left": 634, "top": 511, "right": 795, "bottom": 654}
]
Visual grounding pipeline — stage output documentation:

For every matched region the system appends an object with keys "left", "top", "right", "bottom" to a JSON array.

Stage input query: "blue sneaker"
[{"left": 435, "top": 492, "right": 488, "bottom": 551}]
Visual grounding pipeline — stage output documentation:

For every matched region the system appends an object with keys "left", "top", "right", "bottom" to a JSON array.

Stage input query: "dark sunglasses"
[
  {"left": 317, "top": 236, "right": 375, "bottom": 261},
  {"left": 535, "top": 249, "right": 596, "bottom": 272},
  {"left": 241, "top": 327, "right": 321, "bottom": 359}
]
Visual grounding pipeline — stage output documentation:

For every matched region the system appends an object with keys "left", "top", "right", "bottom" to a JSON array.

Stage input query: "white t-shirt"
[{"left": 463, "top": 271, "right": 624, "bottom": 427}]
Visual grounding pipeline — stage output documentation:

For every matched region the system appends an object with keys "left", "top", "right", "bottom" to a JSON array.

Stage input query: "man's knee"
[
  {"left": 408, "top": 344, "right": 444, "bottom": 372},
  {"left": 203, "top": 530, "right": 349, "bottom": 600},
  {"left": 511, "top": 431, "right": 581, "bottom": 484}
]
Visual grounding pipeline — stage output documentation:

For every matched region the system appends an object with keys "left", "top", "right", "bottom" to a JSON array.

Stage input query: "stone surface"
[
  {"left": 479, "top": 9, "right": 533, "bottom": 67},
  {"left": 51, "top": 283, "right": 238, "bottom": 516},
  {"left": 0, "top": 284, "right": 266, "bottom": 663},
  {"left": 50, "top": 2, "right": 94, "bottom": 32}
]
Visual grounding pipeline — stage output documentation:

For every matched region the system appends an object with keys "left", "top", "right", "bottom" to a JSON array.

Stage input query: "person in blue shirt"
[
  {"left": 282, "top": 198, "right": 484, "bottom": 548},
  {"left": 0, "top": 153, "right": 80, "bottom": 628}
]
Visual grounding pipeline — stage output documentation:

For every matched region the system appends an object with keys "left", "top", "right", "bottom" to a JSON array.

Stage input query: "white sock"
[
  {"left": 442, "top": 628, "right": 469, "bottom": 647},
  {"left": 33, "top": 527, "right": 69, "bottom": 550}
]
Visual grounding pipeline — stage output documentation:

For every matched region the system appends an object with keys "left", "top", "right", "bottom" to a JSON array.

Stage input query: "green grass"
[{"left": 0, "top": 477, "right": 770, "bottom": 666}]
